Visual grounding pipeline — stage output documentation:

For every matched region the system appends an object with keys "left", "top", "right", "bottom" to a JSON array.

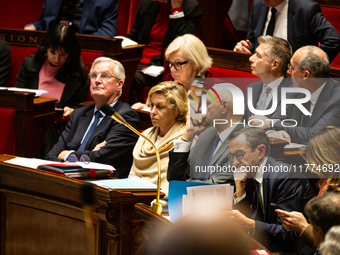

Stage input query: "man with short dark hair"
[
  {"left": 305, "top": 193, "right": 340, "bottom": 253},
  {"left": 253, "top": 46, "right": 340, "bottom": 144},
  {"left": 230, "top": 126, "right": 314, "bottom": 254},
  {"left": 244, "top": 35, "right": 292, "bottom": 123},
  {"left": 46, "top": 57, "right": 140, "bottom": 178}
]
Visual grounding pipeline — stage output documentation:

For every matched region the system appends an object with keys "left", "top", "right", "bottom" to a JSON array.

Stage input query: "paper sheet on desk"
[
  {"left": 284, "top": 143, "right": 306, "bottom": 151},
  {"left": 0, "top": 87, "right": 48, "bottom": 97},
  {"left": 89, "top": 176, "right": 157, "bottom": 191},
  {"left": 142, "top": 65, "right": 164, "bottom": 77},
  {"left": 4, "top": 157, "right": 115, "bottom": 170},
  {"left": 114, "top": 36, "right": 138, "bottom": 47}
]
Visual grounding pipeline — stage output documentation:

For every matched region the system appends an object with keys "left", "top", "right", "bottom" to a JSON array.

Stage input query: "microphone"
[
  {"left": 99, "top": 102, "right": 163, "bottom": 215},
  {"left": 81, "top": 182, "right": 96, "bottom": 255}
]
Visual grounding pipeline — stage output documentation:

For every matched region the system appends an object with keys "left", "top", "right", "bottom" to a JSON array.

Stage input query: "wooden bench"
[{"left": 0, "top": 28, "right": 144, "bottom": 103}]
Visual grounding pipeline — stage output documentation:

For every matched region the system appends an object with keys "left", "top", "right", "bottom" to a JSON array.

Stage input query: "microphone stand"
[{"left": 100, "top": 103, "right": 163, "bottom": 215}]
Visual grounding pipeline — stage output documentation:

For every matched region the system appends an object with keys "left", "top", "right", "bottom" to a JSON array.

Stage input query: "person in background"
[
  {"left": 0, "top": 39, "right": 11, "bottom": 87},
  {"left": 276, "top": 126, "right": 340, "bottom": 249},
  {"left": 130, "top": 81, "right": 188, "bottom": 200},
  {"left": 319, "top": 226, "right": 340, "bottom": 255},
  {"left": 127, "top": 0, "right": 202, "bottom": 105},
  {"left": 24, "top": 0, "right": 118, "bottom": 37},
  {"left": 234, "top": 0, "right": 340, "bottom": 62},
  {"left": 16, "top": 23, "right": 88, "bottom": 157},
  {"left": 46, "top": 57, "right": 140, "bottom": 178},
  {"left": 132, "top": 34, "right": 212, "bottom": 110},
  {"left": 305, "top": 193, "right": 340, "bottom": 255}
]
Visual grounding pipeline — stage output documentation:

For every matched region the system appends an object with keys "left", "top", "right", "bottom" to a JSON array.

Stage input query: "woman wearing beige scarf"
[{"left": 131, "top": 81, "right": 188, "bottom": 200}]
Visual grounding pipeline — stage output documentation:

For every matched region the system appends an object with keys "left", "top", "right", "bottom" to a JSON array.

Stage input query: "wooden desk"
[
  {"left": 0, "top": 155, "right": 158, "bottom": 255},
  {"left": 0, "top": 90, "right": 56, "bottom": 158}
]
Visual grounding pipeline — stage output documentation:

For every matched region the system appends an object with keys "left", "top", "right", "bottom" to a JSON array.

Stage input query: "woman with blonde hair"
[
  {"left": 131, "top": 81, "right": 188, "bottom": 200},
  {"left": 276, "top": 126, "right": 340, "bottom": 248}
]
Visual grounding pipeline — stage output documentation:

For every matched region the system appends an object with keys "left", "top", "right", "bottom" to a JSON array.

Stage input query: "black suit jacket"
[
  {"left": 45, "top": 100, "right": 140, "bottom": 178},
  {"left": 247, "top": 0, "right": 340, "bottom": 62},
  {"left": 243, "top": 77, "right": 293, "bottom": 122},
  {"left": 234, "top": 156, "right": 315, "bottom": 254},
  {"left": 16, "top": 56, "right": 88, "bottom": 109},
  {"left": 273, "top": 78, "right": 340, "bottom": 144},
  {"left": 0, "top": 39, "right": 11, "bottom": 87},
  {"left": 127, "top": 0, "right": 202, "bottom": 66}
]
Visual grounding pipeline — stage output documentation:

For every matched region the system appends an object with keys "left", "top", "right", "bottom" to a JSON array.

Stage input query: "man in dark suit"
[
  {"left": 230, "top": 126, "right": 314, "bottom": 254},
  {"left": 234, "top": 0, "right": 340, "bottom": 62},
  {"left": 46, "top": 57, "right": 140, "bottom": 178},
  {"left": 244, "top": 35, "right": 292, "bottom": 124},
  {"left": 0, "top": 39, "right": 11, "bottom": 87},
  {"left": 24, "top": 0, "right": 118, "bottom": 37},
  {"left": 167, "top": 84, "right": 243, "bottom": 183},
  {"left": 253, "top": 46, "right": 340, "bottom": 144}
]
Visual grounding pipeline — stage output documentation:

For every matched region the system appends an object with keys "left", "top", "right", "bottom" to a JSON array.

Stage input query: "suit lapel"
[
  {"left": 287, "top": 1, "right": 296, "bottom": 51},
  {"left": 79, "top": 0, "right": 95, "bottom": 34},
  {"left": 255, "top": 6, "right": 269, "bottom": 42},
  {"left": 209, "top": 139, "right": 229, "bottom": 166},
  {"left": 309, "top": 80, "right": 333, "bottom": 126}
]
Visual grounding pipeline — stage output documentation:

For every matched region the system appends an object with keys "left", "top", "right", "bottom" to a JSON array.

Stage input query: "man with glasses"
[
  {"left": 167, "top": 84, "right": 243, "bottom": 183},
  {"left": 252, "top": 46, "right": 340, "bottom": 144},
  {"left": 45, "top": 57, "right": 140, "bottom": 178},
  {"left": 229, "top": 126, "right": 314, "bottom": 254}
]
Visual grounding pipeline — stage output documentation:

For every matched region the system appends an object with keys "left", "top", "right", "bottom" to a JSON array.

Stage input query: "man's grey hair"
[{"left": 298, "top": 46, "right": 330, "bottom": 78}]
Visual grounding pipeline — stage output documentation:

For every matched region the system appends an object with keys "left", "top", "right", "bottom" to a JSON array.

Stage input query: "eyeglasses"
[
  {"left": 228, "top": 148, "right": 252, "bottom": 161},
  {"left": 63, "top": 154, "right": 90, "bottom": 164},
  {"left": 89, "top": 72, "right": 117, "bottom": 81},
  {"left": 288, "top": 63, "right": 312, "bottom": 74},
  {"left": 167, "top": 61, "right": 189, "bottom": 71}
]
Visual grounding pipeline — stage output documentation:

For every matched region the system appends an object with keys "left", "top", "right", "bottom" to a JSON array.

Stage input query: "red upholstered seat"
[
  {"left": 8, "top": 46, "right": 37, "bottom": 87},
  {"left": 81, "top": 51, "right": 103, "bottom": 101},
  {"left": 117, "top": 0, "right": 142, "bottom": 36},
  {"left": 0, "top": 108, "right": 16, "bottom": 155}
]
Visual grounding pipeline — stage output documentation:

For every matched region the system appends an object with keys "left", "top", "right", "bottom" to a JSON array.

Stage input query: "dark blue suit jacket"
[
  {"left": 28, "top": 0, "right": 118, "bottom": 37},
  {"left": 273, "top": 78, "right": 340, "bottom": 144},
  {"left": 45, "top": 100, "right": 140, "bottom": 178},
  {"left": 243, "top": 77, "right": 293, "bottom": 122},
  {"left": 234, "top": 156, "right": 315, "bottom": 254},
  {"left": 247, "top": 0, "right": 340, "bottom": 62}
]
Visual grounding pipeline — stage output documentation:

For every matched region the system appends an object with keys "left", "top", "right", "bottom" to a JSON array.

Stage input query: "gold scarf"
[{"left": 131, "top": 121, "right": 186, "bottom": 199}]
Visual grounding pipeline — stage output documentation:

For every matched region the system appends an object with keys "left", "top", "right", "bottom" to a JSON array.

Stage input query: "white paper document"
[
  {"left": 4, "top": 157, "right": 115, "bottom": 170},
  {"left": 114, "top": 36, "right": 138, "bottom": 47},
  {"left": 142, "top": 65, "right": 164, "bottom": 77},
  {"left": 89, "top": 176, "right": 157, "bottom": 190},
  {"left": 182, "top": 184, "right": 234, "bottom": 216},
  {"left": 0, "top": 87, "right": 48, "bottom": 97}
]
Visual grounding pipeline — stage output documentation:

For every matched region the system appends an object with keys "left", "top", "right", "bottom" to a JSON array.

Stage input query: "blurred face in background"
[{"left": 168, "top": 50, "right": 198, "bottom": 92}]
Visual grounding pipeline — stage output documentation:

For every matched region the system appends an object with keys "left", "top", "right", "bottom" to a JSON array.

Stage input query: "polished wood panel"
[
  {"left": 0, "top": 154, "right": 158, "bottom": 255},
  {"left": 0, "top": 90, "right": 56, "bottom": 158}
]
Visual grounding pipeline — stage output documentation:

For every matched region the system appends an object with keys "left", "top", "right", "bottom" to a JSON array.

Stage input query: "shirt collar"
[
  {"left": 264, "top": 76, "right": 284, "bottom": 89},
  {"left": 310, "top": 82, "right": 326, "bottom": 106},
  {"left": 218, "top": 123, "right": 239, "bottom": 143},
  {"left": 273, "top": 0, "right": 288, "bottom": 15},
  {"left": 254, "top": 156, "right": 268, "bottom": 184},
  {"left": 94, "top": 100, "right": 118, "bottom": 116}
]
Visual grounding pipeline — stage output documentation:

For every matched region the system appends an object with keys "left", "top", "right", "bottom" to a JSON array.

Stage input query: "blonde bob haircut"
[
  {"left": 165, "top": 34, "right": 212, "bottom": 76},
  {"left": 146, "top": 81, "right": 188, "bottom": 123}
]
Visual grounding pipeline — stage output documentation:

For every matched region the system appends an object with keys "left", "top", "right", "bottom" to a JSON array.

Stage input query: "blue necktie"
[
  {"left": 257, "top": 85, "right": 272, "bottom": 110},
  {"left": 266, "top": 8, "right": 277, "bottom": 36},
  {"left": 78, "top": 111, "right": 102, "bottom": 151},
  {"left": 201, "top": 135, "right": 220, "bottom": 180}
]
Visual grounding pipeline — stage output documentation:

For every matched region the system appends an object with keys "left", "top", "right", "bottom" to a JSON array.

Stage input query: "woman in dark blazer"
[{"left": 16, "top": 23, "right": 88, "bottom": 157}]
